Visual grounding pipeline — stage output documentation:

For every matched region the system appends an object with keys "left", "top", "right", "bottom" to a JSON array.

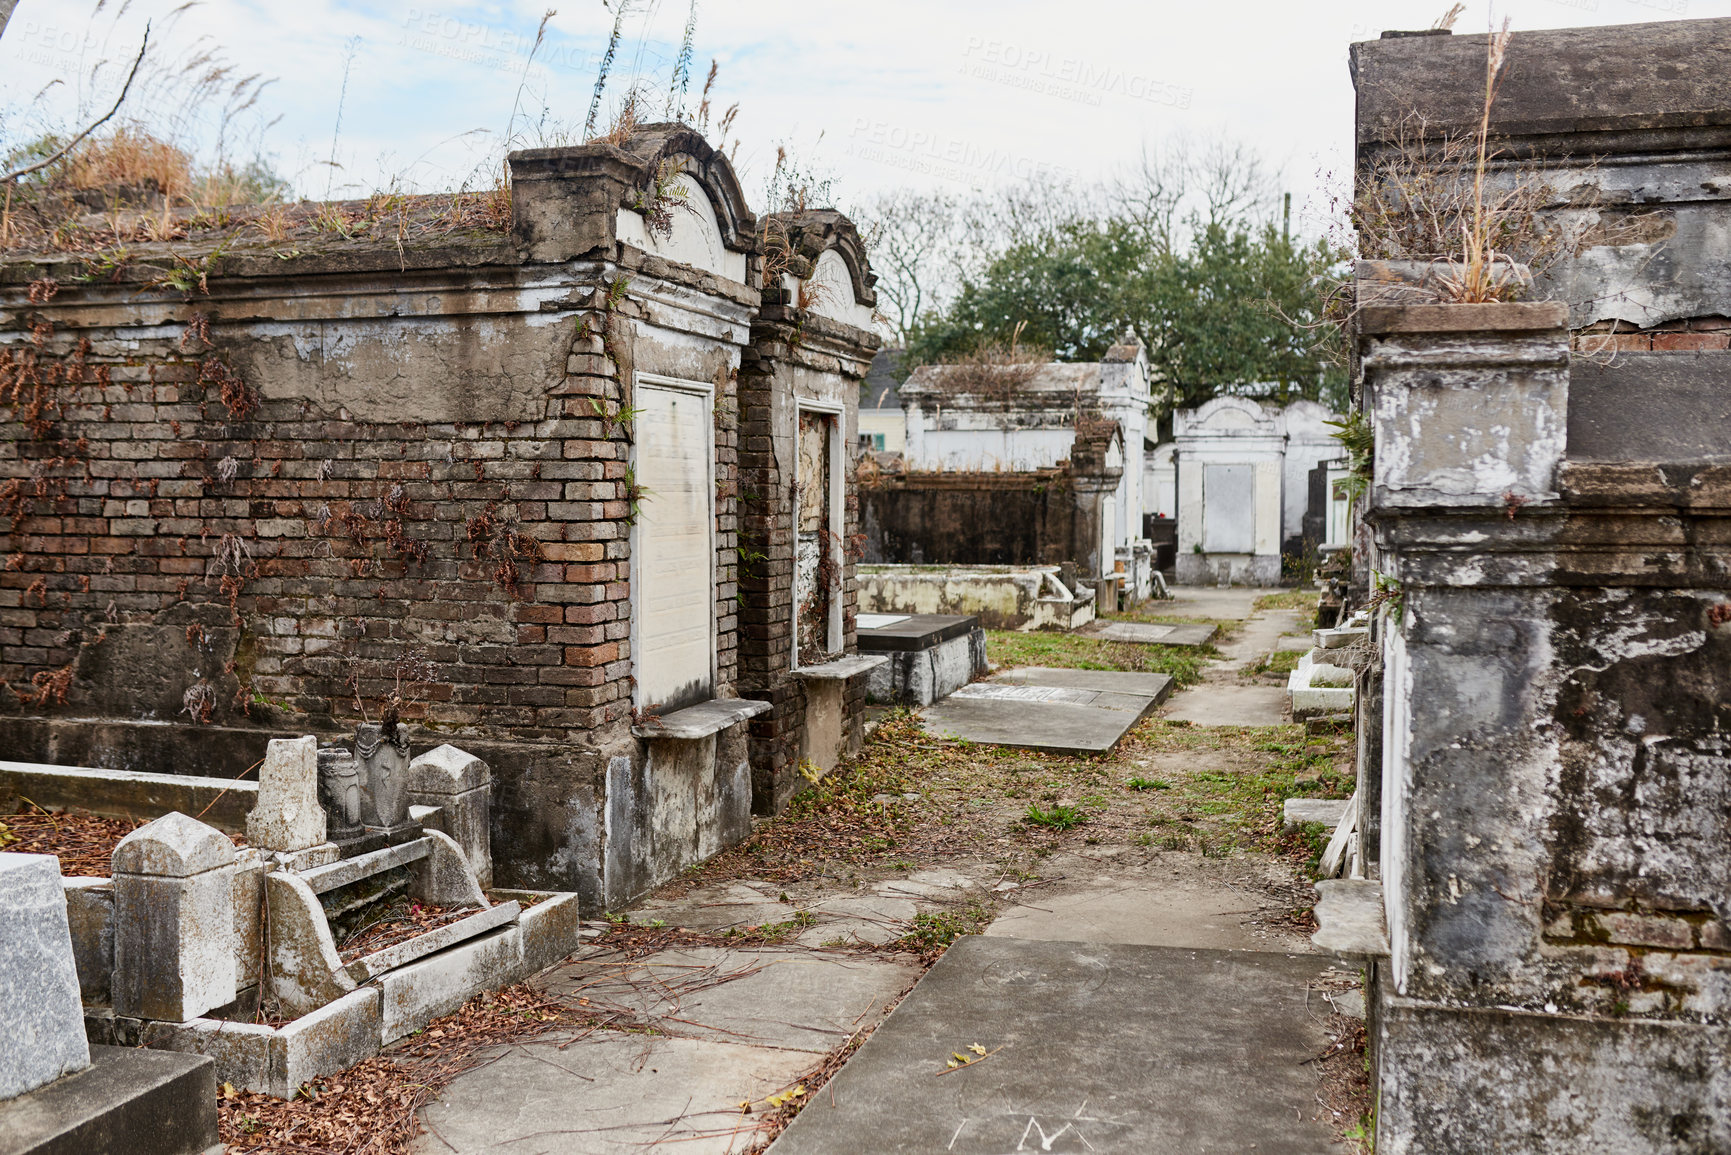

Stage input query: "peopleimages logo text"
[{"left": 961, "top": 37, "right": 1193, "bottom": 110}]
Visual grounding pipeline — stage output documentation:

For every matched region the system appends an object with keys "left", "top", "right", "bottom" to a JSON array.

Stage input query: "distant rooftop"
[{"left": 862, "top": 349, "right": 905, "bottom": 409}]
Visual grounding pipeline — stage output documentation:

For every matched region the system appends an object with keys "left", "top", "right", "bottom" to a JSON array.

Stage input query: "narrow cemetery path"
[{"left": 396, "top": 590, "right": 1367, "bottom": 1155}]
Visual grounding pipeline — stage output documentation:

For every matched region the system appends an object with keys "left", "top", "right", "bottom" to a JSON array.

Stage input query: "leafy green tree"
[{"left": 906, "top": 213, "right": 1347, "bottom": 413}]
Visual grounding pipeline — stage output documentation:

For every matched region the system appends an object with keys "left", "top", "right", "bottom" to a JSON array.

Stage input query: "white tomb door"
[
  {"left": 1202, "top": 464, "right": 1256, "bottom": 553},
  {"left": 633, "top": 376, "right": 715, "bottom": 713},
  {"left": 1100, "top": 495, "right": 1117, "bottom": 577}
]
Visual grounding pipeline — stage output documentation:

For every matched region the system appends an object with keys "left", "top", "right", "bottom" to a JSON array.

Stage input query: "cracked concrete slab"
[
  {"left": 413, "top": 1032, "right": 810, "bottom": 1155},
  {"left": 768, "top": 937, "right": 1341, "bottom": 1155},
  {"left": 536, "top": 948, "right": 921, "bottom": 1054}
]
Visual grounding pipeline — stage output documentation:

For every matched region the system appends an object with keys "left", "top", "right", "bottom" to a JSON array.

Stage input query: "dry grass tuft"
[{"left": 925, "top": 335, "right": 1050, "bottom": 399}]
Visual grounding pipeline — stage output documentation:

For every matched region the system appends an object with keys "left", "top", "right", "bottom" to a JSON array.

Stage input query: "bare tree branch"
[{"left": 0, "top": 23, "right": 152, "bottom": 185}]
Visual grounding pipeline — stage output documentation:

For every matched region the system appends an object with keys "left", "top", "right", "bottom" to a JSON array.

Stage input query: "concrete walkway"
[
  {"left": 410, "top": 587, "right": 1353, "bottom": 1154},
  {"left": 1161, "top": 586, "right": 1301, "bottom": 726}
]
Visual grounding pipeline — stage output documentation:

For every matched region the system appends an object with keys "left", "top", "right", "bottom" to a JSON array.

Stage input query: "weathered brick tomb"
[
  {"left": 1324, "top": 19, "right": 1731, "bottom": 1153},
  {"left": 0, "top": 125, "right": 881, "bottom": 909}
]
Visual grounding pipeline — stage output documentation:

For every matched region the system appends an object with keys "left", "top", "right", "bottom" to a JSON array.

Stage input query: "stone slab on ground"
[
  {"left": 1161, "top": 682, "right": 1288, "bottom": 726},
  {"left": 0, "top": 1044, "right": 217, "bottom": 1155},
  {"left": 1284, "top": 798, "right": 1352, "bottom": 830},
  {"left": 1275, "top": 633, "right": 1315, "bottom": 652},
  {"left": 413, "top": 1033, "right": 813, "bottom": 1155},
  {"left": 919, "top": 667, "right": 1171, "bottom": 756},
  {"left": 536, "top": 948, "right": 921, "bottom": 1054},
  {"left": 1092, "top": 621, "right": 1217, "bottom": 647},
  {"left": 629, "top": 880, "right": 794, "bottom": 932},
  {"left": 769, "top": 937, "right": 1340, "bottom": 1155}
]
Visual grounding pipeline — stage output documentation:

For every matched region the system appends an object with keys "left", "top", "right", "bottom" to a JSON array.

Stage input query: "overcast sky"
[{"left": 2, "top": 0, "right": 1722, "bottom": 234}]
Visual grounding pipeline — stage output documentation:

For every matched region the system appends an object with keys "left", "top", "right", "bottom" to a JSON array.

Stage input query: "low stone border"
[{"left": 86, "top": 891, "right": 582, "bottom": 1097}]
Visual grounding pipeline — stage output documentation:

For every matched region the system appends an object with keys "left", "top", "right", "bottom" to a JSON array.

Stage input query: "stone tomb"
[
  {"left": 48, "top": 733, "right": 582, "bottom": 1099},
  {"left": 859, "top": 613, "right": 988, "bottom": 707}
]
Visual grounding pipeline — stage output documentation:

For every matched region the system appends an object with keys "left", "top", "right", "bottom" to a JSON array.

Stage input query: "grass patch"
[
  {"left": 730, "top": 911, "right": 817, "bottom": 942},
  {"left": 1254, "top": 589, "right": 1320, "bottom": 613},
  {"left": 986, "top": 630, "right": 1212, "bottom": 686},
  {"left": 1248, "top": 650, "right": 1302, "bottom": 677},
  {"left": 1024, "top": 803, "right": 1086, "bottom": 829},
  {"left": 1126, "top": 776, "right": 1171, "bottom": 791},
  {"left": 898, "top": 904, "right": 991, "bottom": 956}
]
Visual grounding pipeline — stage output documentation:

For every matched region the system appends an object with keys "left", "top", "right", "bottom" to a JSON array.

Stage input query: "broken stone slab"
[
  {"left": 1317, "top": 792, "right": 1361, "bottom": 881},
  {"left": 247, "top": 735, "right": 326, "bottom": 853},
  {"left": 297, "top": 836, "right": 431, "bottom": 894},
  {"left": 62, "top": 876, "right": 115, "bottom": 1008},
  {"left": 408, "top": 829, "right": 489, "bottom": 908},
  {"left": 1314, "top": 625, "right": 1369, "bottom": 650},
  {"left": 1312, "top": 879, "right": 1390, "bottom": 958},
  {"left": 406, "top": 744, "right": 493, "bottom": 890},
  {"left": 344, "top": 901, "right": 519, "bottom": 984},
  {"left": 1283, "top": 798, "right": 1352, "bottom": 831},
  {"left": 111, "top": 813, "right": 238, "bottom": 1023},
  {"left": 0, "top": 852, "right": 92, "bottom": 1099}
]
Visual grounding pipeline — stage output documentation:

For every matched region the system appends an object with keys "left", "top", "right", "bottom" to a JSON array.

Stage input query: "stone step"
[
  {"left": 343, "top": 900, "right": 520, "bottom": 984},
  {"left": 297, "top": 838, "right": 430, "bottom": 895}
]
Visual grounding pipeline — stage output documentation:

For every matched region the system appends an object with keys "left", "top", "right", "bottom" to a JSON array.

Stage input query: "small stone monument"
[
  {"left": 246, "top": 735, "right": 335, "bottom": 869},
  {"left": 406, "top": 744, "right": 494, "bottom": 889},
  {"left": 318, "top": 743, "right": 377, "bottom": 857},
  {"left": 112, "top": 812, "right": 238, "bottom": 1023},
  {"left": 356, "top": 721, "right": 418, "bottom": 845},
  {"left": 0, "top": 852, "right": 91, "bottom": 1099}
]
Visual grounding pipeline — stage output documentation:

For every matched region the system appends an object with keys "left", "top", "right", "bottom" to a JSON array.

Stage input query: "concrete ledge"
[
  {"left": 631, "top": 698, "right": 769, "bottom": 740},
  {"left": 0, "top": 760, "right": 257, "bottom": 833},
  {"left": 1359, "top": 302, "right": 1570, "bottom": 335},
  {"left": 0, "top": 1044, "right": 217, "bottom": 1155},
  {"left": 1375, "top": 995, "right": 1731, "bottom": 1153},
  {"left": 794, "top": 654, "right": 888, "bottom": 681},
  {"left": 1312, "top": 879, "right": 1390, "bottom": 958},
  {"left": 297, "top": 838, "right": 431, "bottom": 895}
]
